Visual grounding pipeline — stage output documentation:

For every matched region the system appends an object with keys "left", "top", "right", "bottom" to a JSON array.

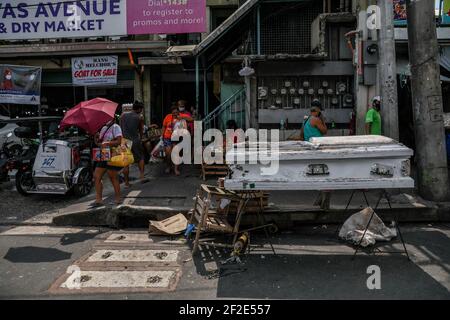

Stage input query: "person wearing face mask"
[
  {"left": 1, "top": 69, "right": 14, "bottom": 90},
  {"left": 300, "top": 99, "right": 328, "bottom": 141},
  {"left": 365, "top": 96, "right": 382, "bottom": 135},
  {"left": 162, "top": 104, "right": 193, "bottom": 175}
]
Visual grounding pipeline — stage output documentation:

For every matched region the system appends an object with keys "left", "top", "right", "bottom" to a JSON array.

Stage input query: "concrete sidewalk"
[{"left": 23, "top": 163, "right": 447, "bottom": 228}]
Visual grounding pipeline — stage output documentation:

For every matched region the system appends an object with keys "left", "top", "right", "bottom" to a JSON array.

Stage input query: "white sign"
[
  {"left": 71, "top": 56, "right": 118, "bottom": 86},
  {"left": 0, "top": 0, "right": 127, "bottom": 40}
]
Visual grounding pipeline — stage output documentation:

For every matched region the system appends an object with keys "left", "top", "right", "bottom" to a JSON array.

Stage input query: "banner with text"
[
  {"left": 127, "top": 0, "right": 206, "bottom": 35},
  {"left": 0, "top": 0, "right": 127, "bottom": 40},
  {"left": 72, "top": 56, "right": 118, "bottom": 86},
  {"left": 0, "top": 64, "right": 42, "bottom": 105},
  {"left": 0, "top": 0, "right": 207, "bottom": 40}
]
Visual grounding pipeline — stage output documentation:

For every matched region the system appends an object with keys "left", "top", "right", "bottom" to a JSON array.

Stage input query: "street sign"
[{"left": 71, "top": 56, "right": 118, "bottom": 87}]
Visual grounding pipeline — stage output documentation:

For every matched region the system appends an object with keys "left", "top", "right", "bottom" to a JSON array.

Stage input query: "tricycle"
[
  {"left": 16, "top": 128, "right": 94, "bottom": 196},
  {"left": 31, "top": 134, "right": 93, "bottom": 196}
]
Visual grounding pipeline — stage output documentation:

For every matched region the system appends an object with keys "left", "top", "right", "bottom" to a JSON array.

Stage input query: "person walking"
[
  {"left": 162, "top": 105, "right": 192, "bottom": 176},
  {"left": 300, "top": 99, "right": 328, "bottom": 141},
  {"left": 365, "top": 96, "right": 382, "bottom": 135},
  {"left": 120, "top": 101, "right": 146, "bottom": 186},
  {"left": 92, "top": 119, "right": 123, "bottom": 207}
]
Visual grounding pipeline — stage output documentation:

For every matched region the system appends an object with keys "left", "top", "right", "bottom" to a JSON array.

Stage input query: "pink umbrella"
[{"left": 60, "top": 98, "right": 118, "bottom": 135}]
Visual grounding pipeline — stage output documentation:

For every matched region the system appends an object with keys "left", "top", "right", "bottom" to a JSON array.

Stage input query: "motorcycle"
[
  {"left": 0, "top": 132, "right": 23, "bottom": 182},
  {"left": 6, "top": 127, "right": 40, "bottom": 195}
]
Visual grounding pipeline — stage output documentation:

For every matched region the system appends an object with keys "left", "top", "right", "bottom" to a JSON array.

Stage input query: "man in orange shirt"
[{"left": 162, "top": 104, "right": 193, "bottom": 175}]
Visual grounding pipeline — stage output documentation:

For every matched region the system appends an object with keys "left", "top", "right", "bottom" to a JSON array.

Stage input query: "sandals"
[{"left": 89, "top": 202, "right": 104, "bottom": 208}]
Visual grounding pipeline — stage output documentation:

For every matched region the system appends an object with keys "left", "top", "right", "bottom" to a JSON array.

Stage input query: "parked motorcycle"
[
  {"left": 0, "top": 132, "right": 23, "bottom": 182},
  {"left": 6, "top": 127, "right": 40, "bottom": 195}
]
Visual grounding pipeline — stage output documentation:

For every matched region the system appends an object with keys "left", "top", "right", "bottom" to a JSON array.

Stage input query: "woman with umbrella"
[
  {"left": 60, "top": 98, "right": 123, "bottom": 206},
  {"left": 92, "top": 119, "right": 123, "bottom": 207}
]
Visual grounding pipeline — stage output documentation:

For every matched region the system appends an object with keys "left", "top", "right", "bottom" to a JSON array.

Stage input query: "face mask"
[
  {"left": 5, "top": 75, "right": 12, "bottom": 80},
  {"left": 179, "top": 107, "right": 185, "bottom": 112}
]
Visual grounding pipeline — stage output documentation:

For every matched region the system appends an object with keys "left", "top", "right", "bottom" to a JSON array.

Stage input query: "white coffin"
[{"left": 224, "top": 135, "right": 415, "bottom": 191}]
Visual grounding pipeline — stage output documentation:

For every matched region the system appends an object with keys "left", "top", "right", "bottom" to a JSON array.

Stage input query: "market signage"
[
  {"left": 127, "top": 0, "right": 207, "bottom": 35},
  {"left": 0, "top": 0, "right": 207, "bottom": 40},
  {"left": 0, "top": 64, "right": 42, "bottom": 105},
  {"left": 71, "top": 56, "right": 118, "bottom": 86},
  {"left": 0, "top": 0, "right": 127, "bottom": 40}
]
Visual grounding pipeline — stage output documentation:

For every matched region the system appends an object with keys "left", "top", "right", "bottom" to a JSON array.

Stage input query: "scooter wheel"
[
  {"left": 16, "top": 170, "right": 33, "bottom": 196},
  {"left": 73, "top": 169, "right": 93, "bottom": 197}
]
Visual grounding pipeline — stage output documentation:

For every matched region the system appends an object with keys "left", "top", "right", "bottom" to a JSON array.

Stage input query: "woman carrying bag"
[{"left": 91, "top": 119, "right": 124, "bottom": 207}]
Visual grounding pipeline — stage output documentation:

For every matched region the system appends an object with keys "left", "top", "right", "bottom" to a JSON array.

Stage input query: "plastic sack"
[
  {"left": 107, "top": 139, "right": 134, "bottom": 167},
  {"left": 151, "top": 139, "right": 165, "bottom": 158},
  {"left": 108, "top": 150, "right": 134, "bottom": 167},
  {"left": 338, "top": 207, "right": 397, "bottom": 247}
]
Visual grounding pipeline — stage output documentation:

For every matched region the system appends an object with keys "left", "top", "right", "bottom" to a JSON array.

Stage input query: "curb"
[{"left": 50, "top": 203, "right": 450, "bottom": 229}]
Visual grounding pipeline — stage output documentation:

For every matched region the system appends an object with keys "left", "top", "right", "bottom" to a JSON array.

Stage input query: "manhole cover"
[{"left": 101, "top": 251, "right": 113, "bottom": 259}]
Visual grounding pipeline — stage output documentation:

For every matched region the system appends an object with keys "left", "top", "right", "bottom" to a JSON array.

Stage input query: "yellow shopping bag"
[{"left": 107, "top": 138, "right": 135, "bottom": 167}]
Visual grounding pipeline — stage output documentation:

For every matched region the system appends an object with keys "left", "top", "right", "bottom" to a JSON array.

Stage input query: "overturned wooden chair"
[{"left": 189, "top": 185, "right": 275, "bottom": 255}]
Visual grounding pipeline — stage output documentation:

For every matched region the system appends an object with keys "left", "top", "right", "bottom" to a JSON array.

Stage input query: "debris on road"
[
  {"left": 339, "top": 207, "right": 397, "bottom": 247},
  {"left": 149, "top": 213, "right": 188, "bottom": 236}
]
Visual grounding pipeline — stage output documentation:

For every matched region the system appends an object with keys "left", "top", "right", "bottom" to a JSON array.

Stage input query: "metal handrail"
[{"left": 203, "top": 87, "right": 246, "bottom": 131}]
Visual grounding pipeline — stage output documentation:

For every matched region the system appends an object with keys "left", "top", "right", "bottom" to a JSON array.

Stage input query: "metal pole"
[
  {"left": 38, "top": 103, "right": 42, "bottom": 141},
  {"left": 195, "top": 56, "right": 200, "bottom": 116},
  {"left": 406, "top": 0, "right": 449, "bottom": 201},
  {"left": 203, "top": 68, "right": 208, "bottom": 119},
  {"left": 257, "top": 5, "right": 261, "bottom": 55},
  {"left": 84, "top": 86, "right": 88, "bottom": 101},
  {"left": 378, "top": 0, "right": 399, "bottom": 140}
]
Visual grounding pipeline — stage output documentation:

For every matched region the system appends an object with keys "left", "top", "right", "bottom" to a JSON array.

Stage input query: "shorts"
[
  {"left": 95, "top": 161, "right": 122, "bottom": 171},
  {"left": 163, "top": 138, "right": 173, "bottom": 147},
  {"left": 131, "top": 139, "right": 145, "bottom": 162}
]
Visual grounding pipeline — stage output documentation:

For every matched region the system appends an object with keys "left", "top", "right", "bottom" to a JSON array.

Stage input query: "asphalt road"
[{"left": 0, "top": 224, "right": 449, "bottom": 300}]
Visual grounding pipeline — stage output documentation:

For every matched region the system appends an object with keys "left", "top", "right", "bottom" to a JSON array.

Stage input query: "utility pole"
[
  {"left": 378, "top": 0, "right": 399, "bottom": 140},
  {"left": 406, "top": 0, "right": 449, "bottom": 201}
]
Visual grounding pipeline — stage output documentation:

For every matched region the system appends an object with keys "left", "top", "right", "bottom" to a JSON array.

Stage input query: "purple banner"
[{"left": 127, "top": 0, "right": 206, "bottom": 35}]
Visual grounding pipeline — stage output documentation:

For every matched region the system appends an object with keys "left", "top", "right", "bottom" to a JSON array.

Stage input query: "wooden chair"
[
  {"left": 189, "top": 185, "right": 244, "bottom": 254},
  {"left": 200, "top": 149, "right": 229, "bottom": 181}
]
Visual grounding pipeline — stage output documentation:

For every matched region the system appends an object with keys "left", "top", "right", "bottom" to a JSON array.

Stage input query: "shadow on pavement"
[
  {"left": 3, "top": 246, "right": 72, "bottom": 263},
  {"left": 213, "top": 253, "right": 450, "bottom": 299},
  {"left": 191, "top": 227, "right": 450, "bottom": 299},
  {"left": 59, "top": 232, "right": 101, "bottom": 246}
]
